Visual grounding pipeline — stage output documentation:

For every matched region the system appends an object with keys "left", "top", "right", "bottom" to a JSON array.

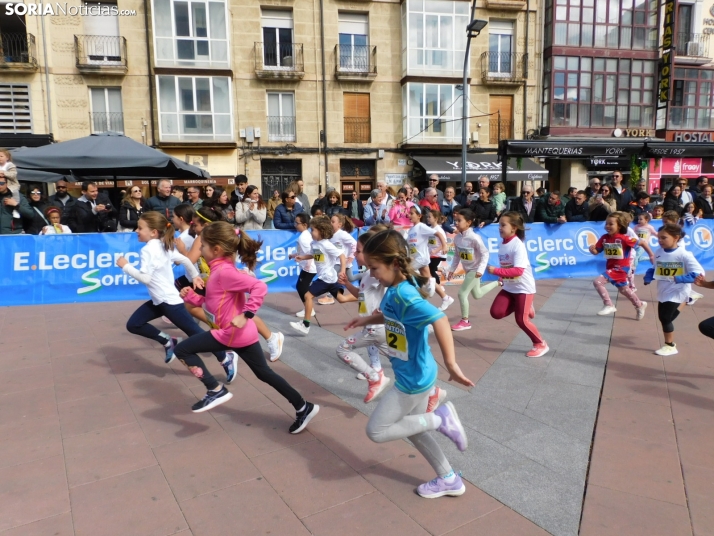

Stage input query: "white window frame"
[
  {"left": 151, "top": 0, "right": 229, "bottom": 68},
  {"left": 0, "top": 83, "right": 33, "bottom": 134},
  {"left": 488, "top": 20, "right": 515, "bottom": 76},
  {"left": 156, "top": 75, "right": 234, "bottom": 142},
  {"left": 338, "top": 12, "right": 369, "bottom": 72},
  {"left": 260, "top": 9, "right": 295, "bottom": 70},
  {"left": 89, "top": 87, "right": 124, "bottom": 133},
  {"left": 266, "top": 92, "right": 296, "bottom": 142},
  {"left": 402, "top": 82, "right": 464, "bottom": 144}
]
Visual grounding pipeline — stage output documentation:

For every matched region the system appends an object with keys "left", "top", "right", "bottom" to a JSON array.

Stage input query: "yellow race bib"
[
  {"left": 358, "top": 292, "right": 367, "bottom": 315},
  {"left": 312, "top": 247, "right": 325, "bottom": 263},
  {"left": 409, "top": 245, "right": 418, "bottom": 255},
  {"left": 654, "top": 261, "right": 684, "bottom": 281},
  {"left": 603, "top": 242, "right": 624, "bottom": 260},
  {"left": 384, "top": 317, "right": 408, "bottom": 361},
  {"left": 458, "top": 247, "right": 474, "bottom": 262}
]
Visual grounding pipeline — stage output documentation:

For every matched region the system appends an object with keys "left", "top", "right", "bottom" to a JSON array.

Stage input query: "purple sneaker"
[
  {"left": 417, "top": 474, "right": 466, "bottom": 498},
  {"left": 434, "top": 401, "right": 468, "bottom": 452}
]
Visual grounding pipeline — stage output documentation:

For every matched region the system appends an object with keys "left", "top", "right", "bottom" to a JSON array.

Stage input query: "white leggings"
[
  {"left": 336, "top": 326, "right": 387, "bottom": 380},
  {"left": 366, "top": 386, "right": 452, "bottom": 478}
]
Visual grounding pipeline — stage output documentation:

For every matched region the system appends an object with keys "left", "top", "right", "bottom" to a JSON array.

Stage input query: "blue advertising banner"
[{"left": 2, "top": 222, "right": 714, "bottom": 306}]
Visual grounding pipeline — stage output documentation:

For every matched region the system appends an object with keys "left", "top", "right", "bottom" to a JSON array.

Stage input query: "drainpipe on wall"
[
  {"left": 39, "top": 0, "right": 53, "bottom": 137},
  {"left": 143, "top": 0, "right": 156, "bottom": 146},
  {"left": 319, "top": 0, "right": 328, "bottom": 190},
  {"left": 523, "top": 0, "right": 530, "bottom": 139}
]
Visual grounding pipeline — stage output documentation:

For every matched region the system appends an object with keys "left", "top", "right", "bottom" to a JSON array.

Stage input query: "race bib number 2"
[
  {"left": 654, "top": 262, "right": 684, "bottom": 281},
  {"left": 384, "top": 317, "right": 408, "bottom": 361}
]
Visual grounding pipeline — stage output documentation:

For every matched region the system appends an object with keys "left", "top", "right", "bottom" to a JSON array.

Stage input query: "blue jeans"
[{"left": 126, "top": 300, "right": 226, "bottom": 362}]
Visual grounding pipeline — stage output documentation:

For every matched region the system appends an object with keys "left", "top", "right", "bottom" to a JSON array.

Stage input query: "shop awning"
[
  {"left": 414, "top": 154, "right": 548, "bottom": 182},
  {"left": 500, "top": 139, "right": 646, "bottom": 158},
  {"left": 644, "top": 142, "right": 714, "bottom": 158}
]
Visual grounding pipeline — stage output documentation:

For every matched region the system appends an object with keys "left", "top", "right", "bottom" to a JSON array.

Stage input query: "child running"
[
  {"left": 447, "top": 208, "right": 499, "bottom": 331},
  {"left": 291, "top": 213, "right": 316, "bottom": 318},
  {"left": 290, "top": 215, "right": 347, "bottom": 334},
  {"left": 643, "top": 223, "right": 703, "bottom": 356},
  {"left": 330, "top": 213, "right": 358, "bottom": 280},
  {"left": 117, "top": 212, "right": 238, "bottom": 383},
  {"left": 336, "top": 226, "right": 391, "bottom": 403},
  {"left": 407, "top": 206, "right": 447, "bottom": 300},
  {"left": 345, "top": 229, "right": 474, "bottom": 499},
  {"left": 176, "top": 222, "right": 320, "bottom": 428},
  {"left": 486, "top": 212, "right": 549, "bottom": 358},
  {"left": 425, "top": 209, "right": 455, "bottom": 311},
  {"left": 590, "top": 212, "right": 655, "bottom": 319}
]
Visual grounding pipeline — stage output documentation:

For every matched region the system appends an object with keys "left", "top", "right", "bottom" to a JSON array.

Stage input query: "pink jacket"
[
  {"left": 389, "top": 201, "right": 416, "bottom": 226},
  {"left": 184, "top": 257, "right": 267, "bottom": 348}
]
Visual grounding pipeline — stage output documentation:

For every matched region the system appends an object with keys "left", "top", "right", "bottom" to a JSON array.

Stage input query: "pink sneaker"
[
  {"left": 364, "top": 371, "right": 391, "bottom": 403},
  {"left": 426, "top": 386, "right": 447, "bottom": 413},
  {"left": 526, "top": 342, "right": 549, "bottom": 358},
  {"left": 451, "top": 319, "right": 471, "bottom": 331}
]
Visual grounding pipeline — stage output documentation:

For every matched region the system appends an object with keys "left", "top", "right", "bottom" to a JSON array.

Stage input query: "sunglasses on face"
[
  {"left": 56, "top": 185, "right": 68, "bottom": 189},
  {"left": 428, "top": 179, "right": 438, "bottom": 183},
  {"left": 132, "top": 189, "right": 141, "bottom": 193},
  {"left": 288, "top": 195, "right": 296, "bottom": 199},
  {"left": 0, "top": 181, "right": 6, "bottom": 186},
  {"left": 31, "top": 191, "right": 41, "bottom": 195}
]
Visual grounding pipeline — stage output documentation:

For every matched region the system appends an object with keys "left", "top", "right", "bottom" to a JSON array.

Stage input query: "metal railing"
[
  {"left": 75, "top": 35, "right": 127, "bottom": 68},
  {"left": 335, "top": 45, "right": 377, "bottom": 75},
  {"left": 267, "top": 116, "right": 296, "bottom": 142},
  {"left": 0, "top": 33, "right": 37, "bottom": 66},
  {"left": 90, "top": 112, "right": 124, "bottom": 133},
  {"left": 255, "top": 42, "right": 304, "bottom": 73},
  {"left": 675, "top": 33, "right": 710, "bottom": 58},
  {"left": 344, "top": 117, "right": 370, "bottom": 143},
  {"left": 489, "top": 119, "right": 514, "bottom": 144},
  {"left": 480, "top": 52, "right": 526, "bottom": 83}
]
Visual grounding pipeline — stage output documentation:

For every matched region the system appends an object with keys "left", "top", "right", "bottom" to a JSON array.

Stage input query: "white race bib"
[
  {"left": 202, "top": 304, "right": 219, "bottom": 329},
  {"left": 384, "top": 316, "right": 408, "bottom": 361},
  {"left": 458, "top": 247, "right": 474, "bottom": 262},
  {"left": 603, "top": 242, "right": 624, "bottom": 260},
  {"left": 654, "top": 261, "right": 684, "bottom": 281}
]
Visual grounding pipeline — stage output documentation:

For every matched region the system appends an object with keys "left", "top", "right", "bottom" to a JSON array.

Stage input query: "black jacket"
[
  {"left": 455, "top": 192, "right": 473, "bottom": 207},
  {"left": 66, "top": 194, "right": 117, "bottom": 233},
  {"left": 49, "top": 192, "right": 77, "bottom": 212},
  {"left": 612, "top": 187, "right": 634, "bottom": 211},
  {"left": 469, "top": 199, "right": 497, "bottom": 226},
  {"left": 145, "top": 194, "right": 181, "bottom": 220},
  {"left": 510, "top": 196, "right": 537, "bottom": 223},
  {"left": 565, "top": 199, "right": 589, "bottom": 222},
  {"left": 324, "top": 202, "right": 349, "bottom": 218},
  {"left": 344, "top": 198, "right": 365, "bottom": 222},
  {"left": 119, "top": 201, "right": 145, "bottom": 231},
  {"left": 23, "top": 201, "right": 50, "bottom": 235},
  {"left": 663, "top": 195, "right": 684, "bottom": 216},
  {"left": 695, "top": 196, "right": 714, "bottom": 219},
  {"left": 629, "top": 204, "right": 650, "bottom": 220}
]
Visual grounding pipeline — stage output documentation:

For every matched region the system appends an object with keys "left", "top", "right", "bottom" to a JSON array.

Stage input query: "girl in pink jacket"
[{"left": 176, "top": 222, "right": 319, "bottom": 432}]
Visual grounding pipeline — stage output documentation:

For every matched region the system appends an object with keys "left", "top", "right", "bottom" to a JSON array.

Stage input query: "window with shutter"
[
  {"left": 344, "top": 93, "right": 370, "bottom": 143},
  {"left": 0, "top": 84, "right": 32, "bottom": 133}
]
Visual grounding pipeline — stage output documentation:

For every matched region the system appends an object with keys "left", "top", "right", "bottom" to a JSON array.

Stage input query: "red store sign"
[{"left": 649, "top": 158, "right": 706, "bottom": 178}]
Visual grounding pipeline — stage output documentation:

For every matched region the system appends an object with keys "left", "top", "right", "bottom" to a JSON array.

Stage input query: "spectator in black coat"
[
  {"left": 692, "top": 177, "right": 709, "bottom": 201},
  {"left": 230, "top": 175, "right": 248, "bottom": 206},
  {"left": 323, "top": 190, "right": 349, "bottom": 218},
  {"left": 455, "top": 181, "right": 473, "bottom": 206},
  {"left": 510, "top": 184, "right": 537, "bottom": 223},
  {"left": 145, "top": 179, "right": 180, "bottom": 220},
  {"left": 273, "top": 189, "right": 304, "bottom": 229},
  {"left": 23, "top": 186, "right": 50, "bottom": 235},
  {"left": 65, "top": 181, "right": 117, "bottom": 233},
  {"left": 118, "top": 186, "right": 145, "bottom": 231},
  {"left": 695, "top": 184, "right": 714, "bottom": 219},
  {"left": 565, "top": 190, "right": 589, "bottom": 222},
  {"left": 662, "top": 185, "right": 684, "bottom": 216},
  {"left": 345, "top": 190, "right": 365, "bottom": 223},
  {"left": 469, "top": 186, "right": 497, "bottom": 228},
  {"left": 629, "top": 191, "right": 652, "bottom": 220},
  {"left": 609, "top": 170, "right": 633, "bottom": 210},
  {"left": 49, "top": 179, "right": 77, "bottom": 212}
]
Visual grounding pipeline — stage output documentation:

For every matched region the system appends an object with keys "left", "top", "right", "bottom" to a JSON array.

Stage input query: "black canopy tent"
[
  {"left": 414, "top": 153, "right": 548, "bottom": 182},
  {"left": 11, "top": 132, "right": 209, "bottom": 179}
]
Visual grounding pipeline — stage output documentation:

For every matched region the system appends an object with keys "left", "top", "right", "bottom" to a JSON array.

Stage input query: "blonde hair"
[
  {"left": 0, "top": 148, "right": 11, "bottom": 161},
  {"left": 362, "top": 230, "right": 429, "bottom": 296}
]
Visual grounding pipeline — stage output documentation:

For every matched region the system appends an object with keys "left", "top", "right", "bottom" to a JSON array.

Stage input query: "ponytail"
[{"left": 200, "top": 221, "right": 263, "bottom": 271}]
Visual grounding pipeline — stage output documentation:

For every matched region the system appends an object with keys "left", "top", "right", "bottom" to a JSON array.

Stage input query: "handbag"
[{"left": 117, "top": 207, "right": 135, "bottom": 233}]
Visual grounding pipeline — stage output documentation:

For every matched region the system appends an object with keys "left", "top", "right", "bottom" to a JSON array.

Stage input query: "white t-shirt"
[
  {"left": 311, "top": 238, "right": 342, "bottom": 284},
  {"left": 427, "top": 225, "right": 447, "bottom": 258},
  {"left": 122, "top": 239, "right": 198, "bottom": 306},
  {"left": 297, "top": 229, "right": 316, "bottom": 274},
  {"left": 331, "top": 229, "right": 357, "bottom": 261},
  {"left": 450, "top": 228, "right": 489, "bottom": 275},
  {"left": 407, "top": 222, "right": 436, "bottom": 268},
  {"left": 358, "top": 270, "right": 386, "bottom": 326},
  {"left": 653, "top": 246, "right": 703, "bottom": 304},
  {"left": 178, "top": 228, "right": 195, "bottom": 253},
  {"left": 498, "top": 237, "right": 536, "bottom": 294},
  {"left": 42, "top": 224, "right": 72, "bottom": 235}
]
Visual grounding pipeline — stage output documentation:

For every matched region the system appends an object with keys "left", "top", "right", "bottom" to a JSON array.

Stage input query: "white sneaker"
[
  {"left": 688, "top": 291, "right": 704, "bottom": 306},
  {"left": 295, "top": 309, "right": 315, "bottom": 318},
  {"left": 440, "top": 295, "right": 455, "bottom": 311},
  {"left": 289, "top": 321, "right": 310, "bottom": 335},
  {"left": 655, "top": 343, "right": 678, "bottom": 356},
  {"left": 426, "top": 278, "right": 436, "bottom": 298},
  {"left": 268, "top": 332, "right": 284, "bottom": 362},
  {"left": 636, "top": 301, "right": 647, "bottom": 321},
  {"left": 597, "top": 305, "right": 617, "bottom": 316}
]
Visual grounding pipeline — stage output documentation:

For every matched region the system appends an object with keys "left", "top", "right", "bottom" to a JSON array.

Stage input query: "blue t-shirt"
[{"left": 380, "top": 280, "right": 444, "bottom": 394}]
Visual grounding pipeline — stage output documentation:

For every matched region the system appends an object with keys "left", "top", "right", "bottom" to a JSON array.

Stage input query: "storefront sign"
[
  {"left": 613, "top": 128, "right": 656, "bottom": 137},
  {"left": 649, "top": 158, "right": 704, "bottom": 178},
  {"left": 186, "top": 154, "right": 209, "bottom": 168},
  {"left": 658, "top": 0, "right": 676, "bottom": 104},
  {"left": 504, "top": 140, "right": 645, "bottom": 158},
  {"left": 384, "top": 173, "right": 408, "bottom": 186},
  {"left": 673, "top": 132, "right": 714, "bottom": 142}
]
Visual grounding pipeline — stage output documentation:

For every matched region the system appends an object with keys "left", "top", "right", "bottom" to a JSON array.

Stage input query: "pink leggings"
[
  {"left": 593, "top": 275, "right": 642, "bottom": 308},
  {"left": 490, "top": 290, "right": 543, "bottom": 344}
]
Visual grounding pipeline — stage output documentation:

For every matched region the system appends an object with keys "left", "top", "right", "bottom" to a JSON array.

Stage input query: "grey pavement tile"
[
  {"left": 544, "top": 354, "right": 607, "bottom": 388},
  {"left": 456, "top": 393, "right": 546, "bottom": 444},
  {"left": 473, "top": 363, "right": 547, "bottom": 413}
]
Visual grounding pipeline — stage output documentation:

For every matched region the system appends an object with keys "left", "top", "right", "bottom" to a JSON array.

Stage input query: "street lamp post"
[{"left": 461, "top": 12, "right": 487, "bottom": 192}]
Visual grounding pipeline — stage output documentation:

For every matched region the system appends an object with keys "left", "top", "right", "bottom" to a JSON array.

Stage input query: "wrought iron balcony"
[
  {"left": 267, "top": 116, "right": 296, "bottom": 142},
  {"left": 75, "top": 35, "right": 128, "bottom": 74},
  {"left": 255, "top": 42, "right": 304, "bottom": 80},
  {"left": 0, "top": 33, "right": 38, "bottom": 71},
  {"left": 344, "top": 117, "right": 371, "bottom": 143},
  {"left": 90, "top": 112, "right": 124, "bottom": 134},
  {"left": 480, "top": 52, "right": 526, "bottom": 84},
  {"left": 675, "top": 33, "right": 711, "bottom": 64},
  {"left": 334, "top": 45, "right": 377, "bottom": 81},
  {"left": 489, "top": 119, "right": 514, "bottom": 144}
]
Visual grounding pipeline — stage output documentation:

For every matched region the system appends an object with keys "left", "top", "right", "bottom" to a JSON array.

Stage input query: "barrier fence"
[{"left": 3, "top": 221, "right": 714, "bottom": 307}]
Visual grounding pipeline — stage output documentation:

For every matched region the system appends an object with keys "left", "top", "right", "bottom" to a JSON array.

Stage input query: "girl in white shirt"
[
  {"left": 446, "top": 208, "right": 499, "bottom": 331},
  {"left": 424, "top": 208, "right": 454, "bottom": 311},
  {"left": 330, "top": 213, "right": 358, "bottom": 280},
  {"left": 290, "top": 213, "right": 317, "bottom": 318},
  {"left": 486, "top": 212, "right": 549, "bottom": 358},
  {"left": 336, "top": 226, "right": 391, "bottom": 403},
  {"left": 407, "top": 206, "right": 446, "bottom": 298},
  {"left": 116, "top": 212, "right": 239, "bottom": 381},
  {"left": 41, "top": 207, "right": 72, "bottom": 234}
]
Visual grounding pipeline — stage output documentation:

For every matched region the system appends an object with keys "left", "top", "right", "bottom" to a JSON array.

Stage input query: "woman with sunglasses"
[
  {"left": 119, "top": 186, "right": 146, "bottom": 232},
  {"left": 23, "top": 186, "right": 50, "bottom": 235},
  {"left": 273, "top": 189, "right": 303, "bottom": 230}
]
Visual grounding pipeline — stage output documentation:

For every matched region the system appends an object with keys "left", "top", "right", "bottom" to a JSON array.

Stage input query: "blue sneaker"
[
  {"left": 191, "top": 386, "right": 233, "bottom": 413},
  {"left": 417, "top": 473, "right": 466, "bottom": 498},
  {"left": 164, "top": 337, "right": 181, "bottom": 364},
  {"left": 222, "top": 351, "right": 239, "bottom": 384},
  {"left": 434, "top": 401, "right": 468, "bottom": 452}
]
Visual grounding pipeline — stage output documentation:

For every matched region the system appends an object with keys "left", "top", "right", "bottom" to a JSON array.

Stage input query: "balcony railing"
[
  {"left": 0, "top": 33, "right": 38, "bottom": 71},
  {"left": 335, "top": 45, "right": 377, "bottom": 81},
  {"left": 344, "top": 117, "right": 370, "bottom": 143},
  {"left": 489, "top": 119, "right": 514, "bottom": 144},
  {"left": 267, "top": 116, "right": 296, "bottom": 142},
  {"left": 75, "top": 35, "right": 127, "bottom": 73},
  {"left": 675, "top": 33, "right": 711, "bottom": 62},
  {"left": 90, "top": 112, "right": 124, "bottom": 134},
  {"left": 255, "top": 42, "right": 304, "bottom": 80},
  {"left": 480, "top": 52, "right": 526, "bottom": 84}
]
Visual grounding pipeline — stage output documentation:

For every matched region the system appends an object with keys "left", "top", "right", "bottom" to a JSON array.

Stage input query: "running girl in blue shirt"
[{"left": 345, "top": 229, "right": 474, "bottom": 499}]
